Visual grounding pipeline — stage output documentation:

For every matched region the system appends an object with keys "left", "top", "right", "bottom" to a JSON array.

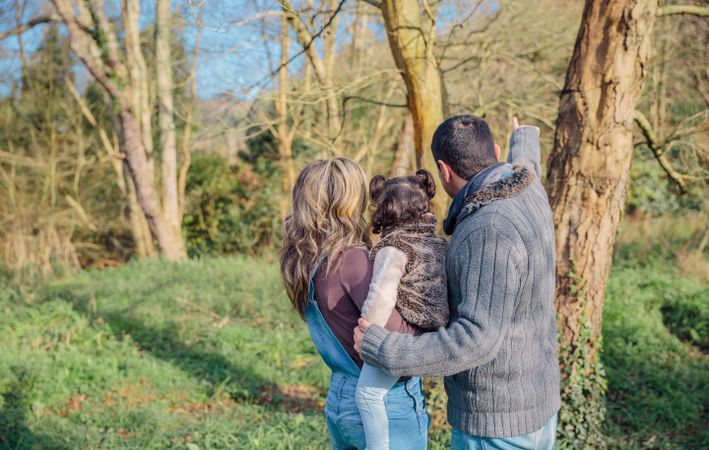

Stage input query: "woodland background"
[{"left": 0, "top": 0, "right": 707, "bottom": 449}]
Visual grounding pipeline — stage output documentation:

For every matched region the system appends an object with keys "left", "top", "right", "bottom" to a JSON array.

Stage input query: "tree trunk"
[
  {"left": 389, "top": 114, "right": 414, "bottom": 177},
  {"left": 178, "top": 4, "right": 204, "bottom": 219},
  {"left": 123, "top": 0, "right": 154, "bottom": 164},
  {"left": 51, "top": 0, "right": 186, "bottom": 261},
  {"left": 120, "top": 108, "right": 185, "bottom": 261},
  {"left": 379, "top": 0, "right": 446, "bottom": 218},
  {"left": 125, "top": 166, "right": 156, "bottom": 258},
  {"left": 282, "top": 0, "right": 341, "bottom": 145},
  {"left": 156, "top": 0, "right": 180, "bottom": 232},
  {"left": 545, "top": 0, "right": 657, "bottom": 445},
  {"left": 277, "top": 13, "right": 296, "bottom": 220}
]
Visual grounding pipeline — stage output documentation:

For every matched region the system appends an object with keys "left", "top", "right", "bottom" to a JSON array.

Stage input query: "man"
[{"left": 354, "top": 115, "right": 561, "bottom": 449}]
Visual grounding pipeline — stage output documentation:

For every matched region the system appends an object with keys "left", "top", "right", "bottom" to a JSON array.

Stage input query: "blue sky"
[{"left": 0, "top": 0, "right": 494, "bottom": 99}]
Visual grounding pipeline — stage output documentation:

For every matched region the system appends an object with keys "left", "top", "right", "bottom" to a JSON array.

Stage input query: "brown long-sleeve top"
[{"left": 314, "top": 246, "right": 422, "bottom": 368}]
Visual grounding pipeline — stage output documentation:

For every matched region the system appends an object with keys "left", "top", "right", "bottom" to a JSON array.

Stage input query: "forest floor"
[{"left": 1, "top": 218, "right": 707, "bottom": 449}]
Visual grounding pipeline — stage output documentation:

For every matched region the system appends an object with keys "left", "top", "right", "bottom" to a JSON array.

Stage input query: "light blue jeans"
[
  {"left": 355, "top": 363, "right": 400, "bottom": 450},
  {"left": 451, "top": 414, "right": 557, "bottom": 450},
  {"left": 304, "top": 258, "right": 428, "bottom": 450},
  {"left": 327, "top": 372, "right": 429, "bottom": 450}
]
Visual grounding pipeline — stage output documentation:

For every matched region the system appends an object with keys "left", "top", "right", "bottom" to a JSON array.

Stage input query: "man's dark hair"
[{"left": 431, "top": 115, "right": 497, "bottom": 180}]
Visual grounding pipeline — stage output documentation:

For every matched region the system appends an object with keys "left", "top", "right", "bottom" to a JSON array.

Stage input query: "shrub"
[{"left": 183, "top": 154, "right": 281, "bottom": 257}]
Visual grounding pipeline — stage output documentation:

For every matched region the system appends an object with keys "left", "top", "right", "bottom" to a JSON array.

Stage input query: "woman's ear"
[
  {"left": 369, "top": 175, "right": 386, "bottom": 203},
  {"left": 415, "top": 169, "right": 436, "bottom": 199}
]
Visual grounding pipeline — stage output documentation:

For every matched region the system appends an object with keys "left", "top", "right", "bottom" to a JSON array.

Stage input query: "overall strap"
[{"left": 304, "top": 251, "right": 361, "bottom": 379}]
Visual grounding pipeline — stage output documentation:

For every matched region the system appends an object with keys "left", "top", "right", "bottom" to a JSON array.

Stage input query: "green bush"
[
  {"left": 660, "top": 292, "right": 708, "bottom": 351},
  {"left": 183, "top": 154, "right": 281, "bottom": 257}
]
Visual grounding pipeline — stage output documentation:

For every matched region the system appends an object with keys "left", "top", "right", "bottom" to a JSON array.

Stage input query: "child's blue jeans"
[{"left": 355, "top": 363, "right": 400, "bottom": 450}]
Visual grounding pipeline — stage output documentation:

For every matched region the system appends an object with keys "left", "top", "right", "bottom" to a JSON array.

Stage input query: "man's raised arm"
[{"left": 507, "top": 117, "right": 541, "bottom": 178}]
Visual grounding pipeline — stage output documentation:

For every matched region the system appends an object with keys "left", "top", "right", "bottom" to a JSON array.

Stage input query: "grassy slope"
[{"left": 0, "top": 253, "right": 706, "bottom": 449}]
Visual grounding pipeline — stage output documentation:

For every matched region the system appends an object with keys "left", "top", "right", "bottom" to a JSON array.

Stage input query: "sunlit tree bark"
[
  {"left": 378, "top": 0, "right": 446, "bottom": 217},
  {"left": 546, "top": 0, "right": 657, "bottom": 444},
  {"left": 156, "top": 0, "right": 180, "bottom": 233}
]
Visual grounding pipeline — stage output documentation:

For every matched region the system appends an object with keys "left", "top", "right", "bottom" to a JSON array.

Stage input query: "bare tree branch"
[
  {"left": 634, "top": 110, "right": 689, "bottom": 193},
  {"left": 246, "top": 0, "right": 346, "bottom": 90},
  {"left": 0, "top": 15, "right": 57, "bottom": 40},
  {"left": 343, "top": 95, "right": 408, "bottom": 108},
  {"left": 657, "top": 5, "right": 709, "bottom": 17}
]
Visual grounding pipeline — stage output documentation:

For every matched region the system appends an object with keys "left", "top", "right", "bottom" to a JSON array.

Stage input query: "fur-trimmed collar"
[
  {"left": 381, "top": 212, "right": 437, "bottom": 238},
  {"left": 456, "top": 166, "right": 535, "bottom": 224}
]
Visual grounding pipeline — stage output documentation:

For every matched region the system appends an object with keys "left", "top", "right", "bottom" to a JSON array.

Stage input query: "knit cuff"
[
  {"left": 509, "top": 125, "right": 537, "bottom": 147},
  {"left": 360, "top": 324, "right": 390, "bottom": 367}
]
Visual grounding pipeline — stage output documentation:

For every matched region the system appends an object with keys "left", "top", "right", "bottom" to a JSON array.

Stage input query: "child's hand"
[
  {"left": 512, "top": 116, "right": 540, "bottom": 137},
  {"left": 353, "top": 318, "right": 371, "bottom": 355}
]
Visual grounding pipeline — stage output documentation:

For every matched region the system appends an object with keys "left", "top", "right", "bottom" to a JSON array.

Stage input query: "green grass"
[{"left": 1, "top": 252, "right": 707, "bottom": 449}]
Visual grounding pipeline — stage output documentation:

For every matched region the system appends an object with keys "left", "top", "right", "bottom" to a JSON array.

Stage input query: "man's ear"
[
  {"left": 437, "top": 160, "right": 451, "bottom": 183},
  {"left": 494, "top": 143, "right": 501, "bottom": 161}
]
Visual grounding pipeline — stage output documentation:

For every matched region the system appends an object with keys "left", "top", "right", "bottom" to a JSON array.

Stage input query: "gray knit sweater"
[{"left": 360, "top": 127, "right": 561, "bottom": 438}]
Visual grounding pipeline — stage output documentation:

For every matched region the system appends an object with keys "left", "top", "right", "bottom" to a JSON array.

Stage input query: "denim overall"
[{"left": 304, "top": 257, "right": 429, "bottom": 450}]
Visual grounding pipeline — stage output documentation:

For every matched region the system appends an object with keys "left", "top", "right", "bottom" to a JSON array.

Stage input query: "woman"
[{"left": 280, "top": 157, "right": 429, "bottom": 450}]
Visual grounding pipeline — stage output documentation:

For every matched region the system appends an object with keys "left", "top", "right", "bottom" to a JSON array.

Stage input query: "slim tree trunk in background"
[
  {"left": 282, "top": 0, "right": 341, "bottom": 146},
  {"left": 178, "top": 2, "right": 204, "bottom": 219},
  {"left": 277, "top": 13, "right": 296, "bottom": 220},
  {"left": 379, "top": 0, "right": 446, "bottom": 218},
  {"left": 545, "top": 0, "right": 657, "bottom": 445},
  {"left": 156, "top": 0, "right": 180, "bottom": 232},
  {"left": 389, "top": 114, "right": 414, "bottom": 178}
]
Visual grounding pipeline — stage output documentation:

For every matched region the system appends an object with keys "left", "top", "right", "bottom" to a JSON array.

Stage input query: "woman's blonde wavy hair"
[{"left": 280, "top": 157, "right": 371, "bottom": 318}]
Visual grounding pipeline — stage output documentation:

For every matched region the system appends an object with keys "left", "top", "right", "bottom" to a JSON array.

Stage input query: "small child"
[{"left": 355, "top": 169, "right": 449, "bottom": 450}]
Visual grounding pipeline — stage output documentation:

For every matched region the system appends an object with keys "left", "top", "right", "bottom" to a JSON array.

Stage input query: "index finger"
[{"left": 512, "top": 116, "right": 520, "bottom": 129}]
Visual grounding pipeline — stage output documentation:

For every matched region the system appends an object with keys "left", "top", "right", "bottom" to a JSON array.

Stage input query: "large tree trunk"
[
  {"left": 545, "top": 0, "right": 657, "bottom": 445},
  {"left": 379, "top": 0, "right": 446, "bottom": 218},
  {"left": 156, "top": 0, "right": 180, "bottom": 232}
]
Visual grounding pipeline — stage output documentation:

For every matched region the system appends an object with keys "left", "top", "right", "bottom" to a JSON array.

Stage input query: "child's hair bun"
[
  {"left": 369, "top": 175, "right": 386, "bottom": 203},
  {"left": 415, "top": 169, "right": 436, "bottom": 199}
]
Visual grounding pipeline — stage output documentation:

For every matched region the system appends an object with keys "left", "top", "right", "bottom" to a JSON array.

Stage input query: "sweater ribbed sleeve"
[
  {"left": 360, "top": 224, "right": 524, "bottom": 377},
  {"left": 507, "top": 126, "right": 541, "bottom": 177}
]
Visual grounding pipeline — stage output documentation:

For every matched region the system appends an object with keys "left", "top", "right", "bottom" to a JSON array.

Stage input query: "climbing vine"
[{"left": 556, "top": 264, "right": 607, "bottom": 449}]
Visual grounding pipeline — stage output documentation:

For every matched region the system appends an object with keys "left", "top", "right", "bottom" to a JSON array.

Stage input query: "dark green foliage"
[
  {"left": 660, "top": 291, "right": 708, "bottom": 351},
  {"left": 183, "top": 153, "right": 281, "bottom": 257},
  {"left": 626, "top": 145, "right": 706, "bottom": 217},
  {"left": 557, "top": 329, "right": 607, "bottom": 450},
  {"left": 603, "top": 267, "right": 709, "bottom": 449},
  {"left": 183, "top": 125, "right": 315, "bottom": 258}
]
